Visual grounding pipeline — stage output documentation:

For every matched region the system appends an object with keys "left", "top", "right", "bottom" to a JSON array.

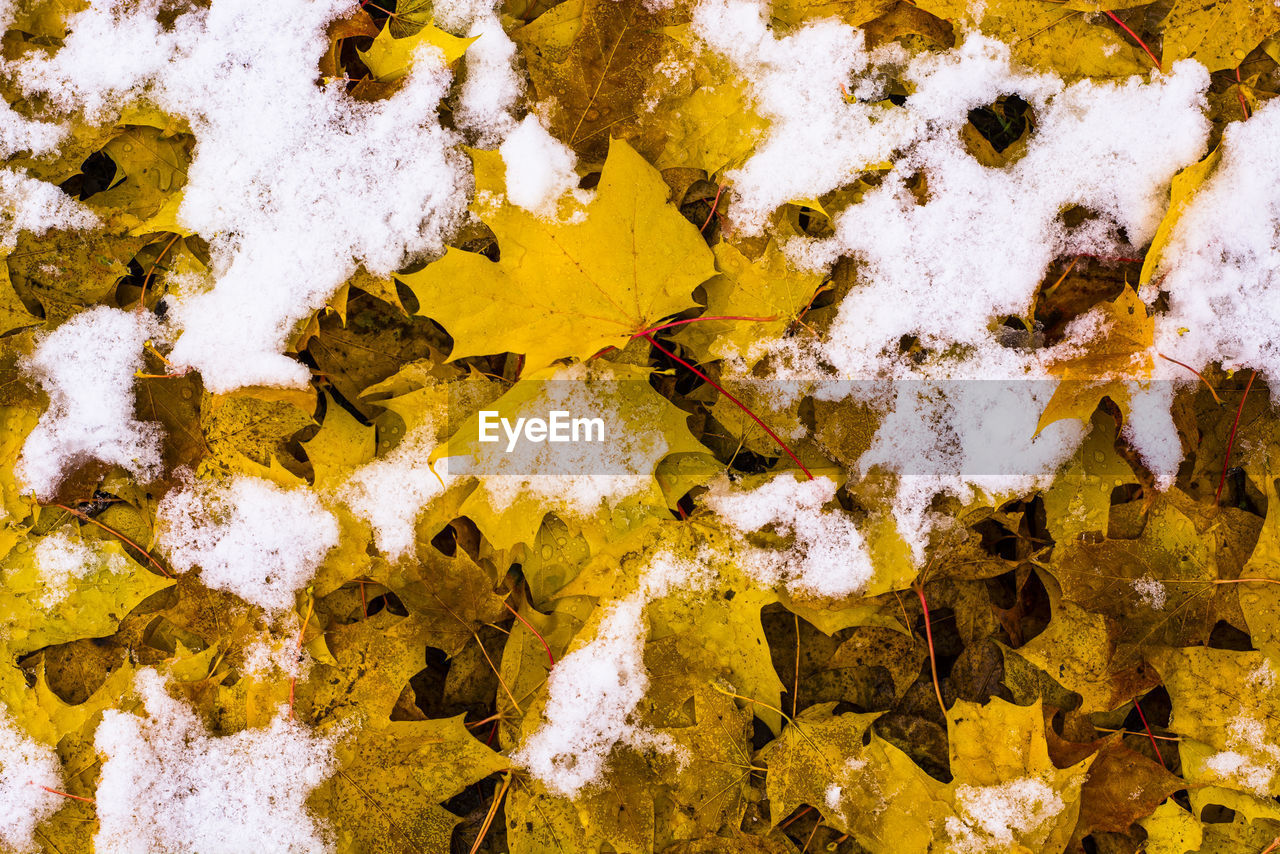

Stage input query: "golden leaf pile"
[{"left": 3, "top": 0, "right": 1280, "bottom": 852}]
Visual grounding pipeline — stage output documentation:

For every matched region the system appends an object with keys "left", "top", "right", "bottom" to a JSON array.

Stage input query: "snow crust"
[
  {"left": 156, "top": 475, "right": 340, "bottom": 611},
  {"left": 33, "top": 530, "right": 126, "bottom": 606},
  {"left": 0, "top": 709, "right": 63, "bottom": 854},
  {"left": 16, "top": 307, "right": 162, "bottom": 500},
  {"left": 19, "top": 0, "right": 471, "bottom": 392},
  {"left": 94, "top": 669, "right": 335, "bottom": 854},
  {"left": 513, "top": 549, "right": 712, "bottom": 797},
  {"left": 704, "top": 474, "right": 874, "bottom": 596}
]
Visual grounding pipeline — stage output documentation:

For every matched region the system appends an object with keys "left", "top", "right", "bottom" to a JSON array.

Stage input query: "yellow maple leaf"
[{"left": 397, "top": 138, "right": 717, "bottom": 374}]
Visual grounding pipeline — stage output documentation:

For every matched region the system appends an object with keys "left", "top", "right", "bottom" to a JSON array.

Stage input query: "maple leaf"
[
  {"left": 516, "top": 0, "right": 672, "bottom": 163},
  {"left": 0, "top": 532, "right": 173, "bottom": 657},
  {"left": 397, "top": 138, "right": 717, "bottom": 374},
  {"left": 1037, "top": 287, "right": 1154, "bottom": 434}
]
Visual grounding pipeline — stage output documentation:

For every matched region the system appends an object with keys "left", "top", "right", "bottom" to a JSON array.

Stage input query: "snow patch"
[
  {"left": 704, "top": 474, "right": 874, "bottom": 597},
  {"left": 339, "top": 422, "right": 455, "bottom": 560},
  {"left": 1148, "top": 96, "right": 1280, "bottom": 389},
  {"left": 19, "top": 0, "right": 471, "bottom": 391},
  {"left": 156, "top": 475, "right": 339, "bottom": 612},
  {"left": 16, "top": 307, "right": 162, "bottom": 500},
  {"left": 513, "top": 549, "right": 713, "bottom": 797},
  {"left": 1131, "top": 575, "right": 1167, "bottom": 610},
  {"left": 945, "top": 777, "right": 1066, "bottom": 853},
  {"left": 33, "top": 530, "right": 127, "bottom": 606},
  {"left": 0, "top": 708, "right": 64, "bottom": 854},
  {"left": 500, "top": 114, "right": 580, "bottom": 218},
  {"left": 93, "top": 669, "right": 335, "bottom": 854}
]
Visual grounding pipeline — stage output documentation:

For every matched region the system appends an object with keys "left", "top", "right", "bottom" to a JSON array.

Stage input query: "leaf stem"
[
  {"left": 287, "top": 595, "right": 317, "bottom": 718},
  {"left": 503, "top": 599, "right": 555, "bottom": 666},
  {"left": 1102, "top": 10, "right": 1161, "bottom": 70},
  {"left": 641, "top": 332, "right": 813, "bottom": 479},
  {"left": 136, "top": 233, "right": 182, "bottom": 315},
  {"left": 915, "top": 583, "right": 946, "bottom": 718},
  {"left": 1216, "top": 369, "right": 1256, "bottom": 504},
  {"left": 700, "top": 184, "right": 726, "bottom": 233},
  {"left": 634, "top": 314, "right": 778, "bottom": 338},
  {"left": 1236, "top": 66, "right": 1252, "bottom": 119},
  {"left": 1133, "top": 697, "right": 1167, "bottom": 768},
  {"left": 1158, "top": 353, "right": 1222, "bottom": 405},
  {"left": 54, "top": 503, "right": 171, "bottom": 578},
  {"left": 38, "top": 785, "right": 94, "bottom": 804},
  {"left": 468, "top": 774, "right": 511, "bottom": 854}
]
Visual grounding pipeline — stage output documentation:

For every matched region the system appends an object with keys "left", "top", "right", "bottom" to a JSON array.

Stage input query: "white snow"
[
  {"left": 16, "top": 307, "right": 162, "bottom": 500},
  {"left": 93, "top": 669, "right": 335, "bottom": 854},
  {"left": 1131, "top": 575, "right": 1168, "bottom": 610},
  {"left": 240, "top": 624, "right": 311, "bottom": 682},
  {"left": 1202, "top": 716, "right": 1280, "bottom": 796},
  {"left": 155, "top": 474, "right": 340, "bottom": 612},
  {"left": 0, "top": 708, "right": 64, "bottom": 854},
  {"left": 18, "top": 0, "right": 471, "bottom": 392},
  {"left": 0, "top": 0, "right": 95, "bottom": 251},
  {"left": 0, "top": 168, "right": 98, "bottom": 251},
  {"left": 1201, "top": 663, "right": 1280, "bottom": 796},
  {"left": 338, "top": 422, "right": 455, "bottom": 560},
  {"left": 945, "top": 777, "right": 1067, "bottom": 853},
  {"left": 500, "top": 114, "right": 579, "bottom": 217},
  {"left": 454, "top": 13, "right": 523, "bottom": 146},
  {"left": 703, "top": 474, "right": 874, "bottom": 597},
  {"left": 691, "top": 0, "right": 916, "bottom": 232},
  {"left": 33, "top": 530, "right": 127, "bottom": 606},
  {"left": 692, "top": 0, "right": 1210, "bottom": 550},
  {"left": 513, "top": 548, "right": 712, "bottom": 797},
  {"left": 790, "top": 42, "right": 1208, "bottom": 380},
  {"left": 1147, "top": 96, "right": 1280, "bottom": 389},
  {"left": 856, "top": 373, "right": 1084, "bottom": 562},
  {"left": 1119, "top": 380, "right": 1180, "bottom": 488}
]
